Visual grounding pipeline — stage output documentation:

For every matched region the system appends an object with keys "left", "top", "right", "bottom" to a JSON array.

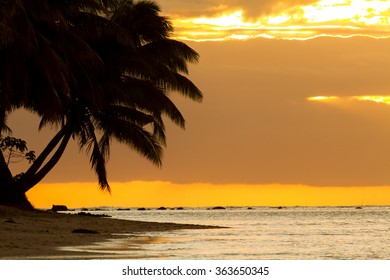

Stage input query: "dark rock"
[
  {"left": 212, "top": 206, "right": 226, "bottom": 210},
  {"left": 157, "top": 207, "right": 167, "bottom": 210},
  {"left": 72, "top": 228, "right": 99, "bottom": 234},
  {"left": 52, "top": 205, "right": 68, "bottom": 212},
  {"left": 137, "top": 207, "right": 146, "bottom": 211},
  {"left": 77, "top": 211, "right": 111, "bottom": 218}
]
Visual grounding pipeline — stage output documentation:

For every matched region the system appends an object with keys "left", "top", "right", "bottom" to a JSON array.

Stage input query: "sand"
[{"left": 0, "top": 205, "right": 214, "bottom": 259}]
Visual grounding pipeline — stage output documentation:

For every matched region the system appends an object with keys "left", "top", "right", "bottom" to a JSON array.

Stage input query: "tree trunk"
[
  {"left": 20, "top": 125, "right": 69, "bottom": 187},
  {"left": 22, "top": 127, "right": 72, "bottom": 193},
  {"left": 0, "top": 152, "right": 31, "bottom": 208},
  {"left": 0, "top": 124, "right": 72, "bottom": 209},
  {"left": 0, "top": 154, "right": 32, "bottom": 208},
  {"left": 0, "top": 150, "right": 13, "bottom": 184},
  {"left": 0, "top": 183, "right": 33, "bottom": 209}
]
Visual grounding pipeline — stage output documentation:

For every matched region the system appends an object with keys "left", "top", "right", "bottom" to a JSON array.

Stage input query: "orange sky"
[
  {"left": 27, "top": 182, "right": 390, "bottom": 208},
  {"left": 9, "top": 1, "right": 390, "bottom": 207}
]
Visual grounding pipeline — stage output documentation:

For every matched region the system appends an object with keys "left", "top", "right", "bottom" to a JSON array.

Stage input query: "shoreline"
[{"left": 0, "top": 205, "right": 217, "bottom": 259}]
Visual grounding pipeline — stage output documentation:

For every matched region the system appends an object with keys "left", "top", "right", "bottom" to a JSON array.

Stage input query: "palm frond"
[
  {"left": 140, "top": 39, "right": 199, "bottom": 73},
  {"left": 0, "top": 1, "right": 39, "bottom": 52},
  {"left": 0, "top": 112, "right": 11, "bottom": 134},
  {"left": 38, "top": 114, "right": 64, "bottom": 131},
  {"left": 115, "top": 50, "right": 203, "bottom": 103},
  {"left": 98, "top": 114, "right": 163, "bottom": 166},
  {"left": 139, "top": 61, "right": 203, "bottom": 102},
  {"left": 98, "top": 131, "right": 111, "bottom": 161},
  {"left": 33, "top": 33, "right": 72, "bottom": 97},
  {"left": 104, "top": 105, "right": 154, "bottom": 126},
  {"left": 59, "top": 28, "right": 104, "bottom": 73},
  {"left": 100, "top": 0, "right": 122, "bottom": 11},
  {"left": 163, "top": 72, "right": 203, "bottom": 102},
  {"left": 47, "top": 0, "right": 106, "bottom": 15},
  {"left": 68, "top": 11, "right": 133, "bottom": 48},
  {"left": 0, "top": 24, "right": 14, "bottom": 48},
  {"left": 151, "top": 113, "right": 166, "bottom": 145},
  {"left": 76, "top": 116, "right": 110, "bottom": 191},
  {"left": 116, "top": 78, "right": 186, "bottom": 128},
  {"left": 90, "top": 137, "right": 110, "bottom": 191},
  {"left": 111, "top": 0, "right": 173, "bottom": 45}
]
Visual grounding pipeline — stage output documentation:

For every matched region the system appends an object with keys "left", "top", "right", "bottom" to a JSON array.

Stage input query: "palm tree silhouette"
[{"left": 0, "top": 0, "right": 202, "bottom": 208}]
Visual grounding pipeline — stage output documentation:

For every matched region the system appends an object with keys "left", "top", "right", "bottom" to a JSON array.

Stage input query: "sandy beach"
[{"left": 0, "top": 205, "right": 214, "bottom": 259}]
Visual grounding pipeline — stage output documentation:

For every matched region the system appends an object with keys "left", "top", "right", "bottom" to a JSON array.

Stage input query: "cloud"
[
  {"left": 158, "top": 0, "right": 390, "bottom": 41},
  {"left": 225, "top": 0, "right": 318, "bottom": 19},
  {"left": 158, "top": 0, "right": 317, "bottom": 18}
]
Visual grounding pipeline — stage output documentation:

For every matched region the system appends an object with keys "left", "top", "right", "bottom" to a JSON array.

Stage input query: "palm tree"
[
  {"left": 0, "top": 0, "right": 122, "bottom": 207},
  {"left": 0, "top": 0, "right": 202, "bottom": 208},
  {"left": 76, "top": 0, "right": 202, "bottom": 191}
]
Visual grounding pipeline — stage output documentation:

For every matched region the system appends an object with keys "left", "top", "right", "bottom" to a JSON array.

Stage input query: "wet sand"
[{"left": 0, "top": 205, "right": 215, "bottom": 259}]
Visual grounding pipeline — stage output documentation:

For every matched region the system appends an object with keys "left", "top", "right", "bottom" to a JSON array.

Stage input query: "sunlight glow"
[
  {"left": 191, "top": 10, "right": 252, "bottom": 28},
  {"left": 267, "top": 14, "right": 291, "bottom": 25},
  {"left": 353, "top": 96, "right": 390, "bottom": 105},
  {"left": 307, "top": 96, "right": 340, "bottom": 102},
  {"left": 170, "top": 1, "right": 390, "bottom": 41},
  {"left": 302, "top": 0, "right": 390, "bottom": 25},
  {"left": 308, "top": 95, "right": 390, "bottom": 105}
]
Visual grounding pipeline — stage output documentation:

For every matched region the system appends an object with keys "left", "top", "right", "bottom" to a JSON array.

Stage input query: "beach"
[
  {"left": 0, "top": 206, "right": 213, "bottom": 259},
  {"left": 2, "top": 205, "right": 389, "bottom": 260}
]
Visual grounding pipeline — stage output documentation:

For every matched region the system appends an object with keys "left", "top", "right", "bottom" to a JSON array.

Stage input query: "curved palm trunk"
[
  {"left": 22, "top": 126, "right": 72, "bottom": 193},
  {"left": 19, "top": 124, "right": 70, "bottom": 189}
]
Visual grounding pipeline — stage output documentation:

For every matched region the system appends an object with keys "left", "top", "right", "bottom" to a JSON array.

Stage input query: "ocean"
[{"left": 66, "top": 206, "right": 390, "bottom": 259}]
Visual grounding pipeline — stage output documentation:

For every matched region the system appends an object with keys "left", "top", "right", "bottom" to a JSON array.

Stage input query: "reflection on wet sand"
[{"left": 55, "top": 235, "right": 177, "bottom": 259}]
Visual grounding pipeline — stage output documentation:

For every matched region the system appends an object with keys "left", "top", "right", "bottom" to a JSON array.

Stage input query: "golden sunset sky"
[{"left": 18, "top": 0, "right": 390, "bottom": 207}]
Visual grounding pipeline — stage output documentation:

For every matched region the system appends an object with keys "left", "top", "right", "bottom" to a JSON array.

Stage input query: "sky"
[{"left": 10, "top": 0, "right": 390, "bottom": 207}]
